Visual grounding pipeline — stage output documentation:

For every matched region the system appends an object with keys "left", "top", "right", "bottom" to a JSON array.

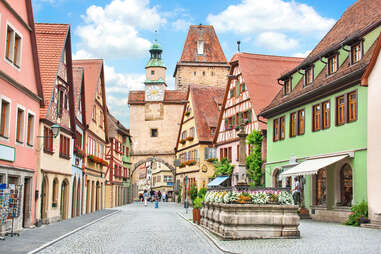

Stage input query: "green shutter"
[
  {"left": 224, "top": 119, "right": 228, "bottom": 129},
  {"left": 235, "top": 84, "right": 240, "bottom": 97},
  {"left": 248, "top": 110, "right": 252, "bottom": 122}
]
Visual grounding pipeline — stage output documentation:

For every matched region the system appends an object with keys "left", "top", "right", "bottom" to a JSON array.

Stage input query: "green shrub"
[
  {"left": 345, "top": 200, "right": 368, "bottom": 226},
  {"left": 177, "top": 187, "right": 182, "bottom": 203},
  {"left": 213, "top": 158, "right": 234, "bottom": 177},
  {"left": 189, "top": 185, "right": 198, "bottom": 203},
  {"left": 246, "top": 130, "right": 264, "bottom": 186},
  {"left": 193, "top": 197, "right": 203, "bottom": 209},
  {"left": 198, "top": 187, "right": 207, "bottom": 199}
]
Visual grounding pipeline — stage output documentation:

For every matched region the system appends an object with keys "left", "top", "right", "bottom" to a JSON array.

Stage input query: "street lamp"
[{"left": 51, "top": 124, "right": 61, "bottom": 138}]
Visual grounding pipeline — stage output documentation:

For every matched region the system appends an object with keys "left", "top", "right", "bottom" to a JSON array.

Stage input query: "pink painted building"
[
  {"left": 0, "top": 0, "right": 43, "bottom": 232},
  {"left": 214, "top": 53, "right": 303, "bottom": 186}
]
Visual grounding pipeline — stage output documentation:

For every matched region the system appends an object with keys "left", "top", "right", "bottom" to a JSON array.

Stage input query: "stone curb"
[
  {"left": 28, "top": 210, "right": 121, "bottom": 254},
  {"left": 176, "top": 212, "right": 241, "bottom": 254}
]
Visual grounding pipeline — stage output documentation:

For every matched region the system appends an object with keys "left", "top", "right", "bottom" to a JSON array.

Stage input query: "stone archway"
[
  {"left": 41, "top": 175, "right": 49, "bottom": 222},
  {"left": 60, "top": 179, "right": 70, "bottom": 220},
  {"left": 131, "top": 157, "right": 176, "bottom": 176},
  {"left": 72, "top": 177, "right": 77, "bottom": 218}
]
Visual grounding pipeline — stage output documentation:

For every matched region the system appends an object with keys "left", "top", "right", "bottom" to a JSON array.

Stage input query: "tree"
[
  {"left": 246, "top": 130, "right": 264, "bottom": 186},
  {"left": 213, "top": 158, "right": 234, "bottom": 177}
]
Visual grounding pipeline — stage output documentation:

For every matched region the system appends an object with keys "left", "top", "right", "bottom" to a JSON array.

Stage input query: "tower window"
[
  {"left": 202, "top": 71, "right": 205, "bottom": 76},
  {"left": 151, "top": 70, "right": 155, "bottom": 75},
  {"left": 151, "top": 128, "right": 158, "bottom": 137},
  {"left": 197, "top": 40, "right": 204, "bottom": 55},
  {"left": 194, "top": 72, "right": 196, "bottom": 76}
]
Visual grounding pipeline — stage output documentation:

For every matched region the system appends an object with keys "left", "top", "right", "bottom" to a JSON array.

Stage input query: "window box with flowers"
[
  {"left": 179, "top": 163, "right": 186, "bottom": 168},
  {"left": 180, "top": 139, "right": 186, "bottom": 145},
  {"left": 186, "top": 136, "right": 194, "bottom": 142},
  {"left": 74, "top": 146, "right": 85, "bottom": 158},
  {"left": 87, "top": 155, "right": 109, "bottom": 166},
  {"left": 184, "top": 160, "right": 196, "bottom": 166},
  {"left": 185, "top": 111, "right": 191, "bottom": 117}
]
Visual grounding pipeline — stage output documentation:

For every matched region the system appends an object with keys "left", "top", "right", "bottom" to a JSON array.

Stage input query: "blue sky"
[{"left": 32, "top": 0, "right": 357, "bottom": 127}]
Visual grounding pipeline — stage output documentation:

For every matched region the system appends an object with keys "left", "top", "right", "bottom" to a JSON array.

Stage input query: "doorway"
[
  {"left": 60, "top": 179, "right": 69, "bottom": 220},
  {"left": 40, "top": 176, "right": 49, "bottom": 223},
  {"left": 23, "top": 177, "right": 31, "bottom": 227}
]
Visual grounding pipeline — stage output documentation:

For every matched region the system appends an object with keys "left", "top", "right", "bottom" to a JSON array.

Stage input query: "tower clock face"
[{"left": 145, "top": 85, "right": 164, "bottom": 101}]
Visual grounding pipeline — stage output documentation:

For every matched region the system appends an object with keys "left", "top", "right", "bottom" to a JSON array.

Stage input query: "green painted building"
[{"left": 259, "top": 0, "right": 381, "bottom": 223}]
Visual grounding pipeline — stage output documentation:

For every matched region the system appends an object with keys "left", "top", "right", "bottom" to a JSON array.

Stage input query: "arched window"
[
  {"left": 52, "top": 178, "right": 59, "bottom": 207},
  {"left": 316, "top": 169, "right": 327, "bottom": 205},
  {"left": 273, "top": 169, "right": 282, "bottom": 188},
  {"left": 340, "top": 164, "right": 353, "bottom": 206}
]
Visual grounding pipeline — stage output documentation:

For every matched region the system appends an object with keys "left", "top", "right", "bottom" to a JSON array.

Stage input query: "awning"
[
  {"left": 207, "top": 176, "right": 229, "bottom": 187},
  {"left": 280, "top": 155, "right": 348, "bottom": 177}
]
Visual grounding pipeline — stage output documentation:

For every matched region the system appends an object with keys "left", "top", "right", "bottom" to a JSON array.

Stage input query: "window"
[
  {"left": 16, "top": 108, "right": 25, "bottom": 143},
  {"left": 43, "top": 126, "right": 53, "bottom": 153},
  {"left": 315, "top": 169, "right": 327, "bottom": 205},
  {"left": 219, "top": 148, "right": 223, "bottom": 160},
  {"left": 236, "top": 144, "right": 239, "bottom": 161},
  {"left": 336, "top": 95, "right": 345, "bottom": 125},
  {"left": 290, "top": 112, "right": 297, "bottom": 137},
  {"left": 52, "top": 178, "right": 58, "bottom": 207},
  {"left": 273, "top": 118, "right": 280, "bottom": 141},
  {"left": 189, "top": 127, "right": 195, "bottom": 137},
  {"left": 284, "top": 79, "right": 291, "bottom": 95},
  {"left": 211, "top": 71, "right": 214, "bottom": 76},
  {"left": 202, "top": 71, "right": 205, "bottom": 76},
  {"left": 280, "top": 117, "right": 285, "bottom": 140},
  {"left": 351, "top": 42, "right": 362, "bottom": 64},
  {"left": 304, "top": 67, "right": 313, "bottom": 85},
  {"left": 298, "top": 110, "right": 305, "bottom": 135},
  {"left": 0, "top": 99, "right": 10, "bottom": 137},
  {"left": 193, "top": 72, "right": 196, "bottom": 76},
  {"left": 240, "top": 83, "right": 246, "bottom": 92},
  {"left": 151, "top": 70, "right": 155, "bottom": 75},
  {"left": 60, "top": 134, "right": 70, "bottom": 159},
  {"left": 197, "top": 40, "right": 204, "bottom": 55},
  {"left": 210, "top": 127, "right": 216, "bottom": 136},
  {"left": 348, "top": 91, "right": 357, "bottom": 122},
  {"left": 181, "top": 131, "right": 187, "bottom": 140},
  {"left": 328, "top": 55, "right": 338, "bottom": 75},
  {"left": 194, "top": 149, "right": 198, "bottom": 160},
  {"left": 227, "top": 147, "right": 232, "bottom": 162},
  {"left": 5, "top": 25, "right": 22, "bottom": 67},
  {"left": 92, "top": 106, "right": 96, "bottom": 122},
  {"left": 322, "top": 101, "right": 330, "bottom": 129},
  {"left": 57, "top": 89, "right": 64, "bottom": 117},
  {"left": 99, "top": 110, "right": 104, "bottom": 129},
  {"left": 75, "top": 131, "right": 82, "bottom": 149},
  {"left": 229, "top": 89, "right": 234, "bottom": 98},
  {"left": 27, "top": 113, "right": 35, "bottom": 146},
  {"left": 312, "top": 104, "right": 321, "bottom": 131},
  {"left": 151, "top": 128, "right": 158, "bottom": 137},
  {"left": 340, "top": 164, "right": 353, "bottom": 207}
]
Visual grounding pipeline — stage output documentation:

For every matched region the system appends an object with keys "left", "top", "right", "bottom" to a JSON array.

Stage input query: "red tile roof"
[
  {"left": 179, "top": 25, "right": 227, "bottom": 63},
  {"left": 191, "top": 86, "right": 225, "bottom": 142},
  {"left": 72, "top": 59, "right": 104, "bottom": 125},
  {"left": 260, "top": 0, "right": 381, "bottom": 117},
  {"left": 72, "top": 67, "right": 84, "bottom": 112},
  {"left": 128, "top": 90, "right": 187, "bottom": 104},
  {"left": 35, "top": 23, "right": 69, "bottom": 117},
  {"left": 236, "top": 53, "right": 303, "bottom": 121},
  {"left": 305, "top": 0, "right": 381, "bottom": 63}
]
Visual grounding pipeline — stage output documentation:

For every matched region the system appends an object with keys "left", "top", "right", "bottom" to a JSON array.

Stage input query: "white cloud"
[
  {"left": 256, "top": 32, "right": 298, "bottom": 50},
  {"left": 293, "top": 50, "right": 312, "bottom": 58},
  {"left": 172, "top": 19, "right": 192, "bottom": 31},
  {"left": 75, "top": 0, "right": 166, "bottom": 59},
  {"left": 207, "top": 0, "right": 335, "bottom": 36}
]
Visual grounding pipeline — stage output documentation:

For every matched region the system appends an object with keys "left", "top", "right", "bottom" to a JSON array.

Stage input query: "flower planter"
[
  {"left": 185, "top": 111, "right": 190, "bottom": 116},
  {"left": 180, "top": 139, "right": 186, "bottom": 145},
  {"left": 186, "top": 136, "right": 194, "bottom": 141},
  {"left": 193, "top": 208, "right": 201, "bottom": 225}
]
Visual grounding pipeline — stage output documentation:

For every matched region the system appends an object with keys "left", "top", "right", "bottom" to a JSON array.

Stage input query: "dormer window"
[
  {"left": 197, "top": 40, "right": 204, "bottom": 55},
  {"left": 328, "top": 54, "right": 338, "bottom": 75},
  {"left": 284, "top": 79, "right": 291, "bottom": 95},
  {"left": 351, "top": 42, "right": 362, "bottom": 64},
  {"left": 304, "top": 67, "right": 313, "bottom": 86}
]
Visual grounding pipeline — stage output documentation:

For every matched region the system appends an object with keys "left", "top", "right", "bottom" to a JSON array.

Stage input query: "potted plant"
[
  {"left": 186, "top": 136, "right": 194, "bottom": 141},
  {"left": 179, "top": 139, "right": 186, "bottom": 145},
  {"left": 193, "top": 197, "right": 203, "bottom": 225},
  {"left": 185, "top": 111, "right": 191, "bottom": 116}
]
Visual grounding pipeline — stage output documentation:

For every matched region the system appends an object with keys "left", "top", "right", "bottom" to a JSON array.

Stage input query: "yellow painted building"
[{"left": 175, "top": 85, "right": 225, "bottom": 200}]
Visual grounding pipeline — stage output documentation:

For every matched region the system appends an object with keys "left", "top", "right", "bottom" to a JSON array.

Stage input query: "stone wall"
[
  {"left": 201, "top": 202, "right": 300, "bottom": 239},
  {"left": 175, "top": 65, "right": 229, "bottom": 90}
]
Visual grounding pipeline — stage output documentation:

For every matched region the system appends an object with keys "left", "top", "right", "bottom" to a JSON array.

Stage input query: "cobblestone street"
[{"left": 38, "top": 202, "right": 221, "bottom": 254}]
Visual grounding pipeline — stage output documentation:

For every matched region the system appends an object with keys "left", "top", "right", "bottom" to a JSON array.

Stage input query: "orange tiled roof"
[
  {"left": 190, "top": 86, "right": 225, "bottom": 142},
  {"left": 236, "top": 53, "right": 303, "bottom": 124},
  {"left": 35, "top": 23, "right": 69, "bottom": 118},
  {"left": 179, "top": 25, "right": 227, "bottom": 63},
  {"left": 72, "top": 59, "right": 104, "bottom": 125}
]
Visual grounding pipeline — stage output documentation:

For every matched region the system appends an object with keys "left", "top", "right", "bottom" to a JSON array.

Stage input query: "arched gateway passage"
[{"left": 131, "top": 157, "right": 177, "bottom": 201}]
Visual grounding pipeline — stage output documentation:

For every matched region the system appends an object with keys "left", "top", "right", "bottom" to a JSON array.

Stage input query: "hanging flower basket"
[
  {"left": 179, "top": 163, "right": 186, "bottom": 168},
  {"left": 186, "top": 136, "right": 194, "bottom": 141},
  {"left": 180, "top": 139, "right": 186, "bottom": 145},
  {"left": 185, "top": 111, "right": 191, "bottom": 116}
]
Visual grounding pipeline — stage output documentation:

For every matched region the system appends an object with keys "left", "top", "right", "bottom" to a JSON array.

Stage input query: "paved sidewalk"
[
  {"left": 1, "top": 209, "right": 116, "bottom": 254},
  {"left": 177, "top": 209, "right": 381, "bottom": 254}
]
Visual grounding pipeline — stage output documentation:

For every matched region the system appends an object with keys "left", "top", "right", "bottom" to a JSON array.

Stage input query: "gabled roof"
[
  {"left": 260, "top": 0, "right": 381, "bottom": 118},
  {"left": 128, "top": 90, "right": 187, "bottom": 104},
  {"left": 178, "top": 25, "right": 227, "bottom": 63},
  {"left": 72, "top": 59, "right": 103, "bottom": 125},
  {"left": 176, "top": 85, "right": 225, "bottom": 151},
  {"left": 107, "top": 111, "right": 130, "bottom": 137},
  {"left": 72, "top": 67, "right": 84, "bottom": 113},
  {"left": 362, "top": 31, "right": 381, "bottom": 85},
  {"left": 35, "top": 23, "right": 69, "bottom": 117}
]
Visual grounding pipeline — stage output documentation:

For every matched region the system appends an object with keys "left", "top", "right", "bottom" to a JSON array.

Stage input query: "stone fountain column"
[{"left": 236, "top": 122, "right": 249, "bottom": 188}]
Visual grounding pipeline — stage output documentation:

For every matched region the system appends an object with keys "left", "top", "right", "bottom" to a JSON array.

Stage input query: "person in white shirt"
[{"left": 292, "top": 177, "right": 301, "bottom": 205}]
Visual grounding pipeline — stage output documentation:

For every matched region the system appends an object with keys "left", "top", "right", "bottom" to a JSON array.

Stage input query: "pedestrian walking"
[
  {"left": 162, "top": 192, "right": 166, "bottom": 202},
  {"left": 292, "top": 177, "right": 301, "bottom": 205},
  {"left": 143, "top": 190, "right": 148, "bottom": 207},
  {"left": 158, "top": 191, "right": 162, "bottom": 201}
]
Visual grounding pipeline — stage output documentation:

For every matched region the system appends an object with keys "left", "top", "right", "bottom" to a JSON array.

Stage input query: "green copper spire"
[{"left": 145, "top": 31, "right": 165, "bottom": 68}]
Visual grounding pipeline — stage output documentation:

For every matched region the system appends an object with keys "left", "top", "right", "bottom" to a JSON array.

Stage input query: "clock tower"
[{"left": 145, "top": 39, "right": 166, "bottom": 102}]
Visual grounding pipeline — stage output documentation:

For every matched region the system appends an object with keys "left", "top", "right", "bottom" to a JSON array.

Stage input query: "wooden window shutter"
[
  {"left": 27, "top": 115, "right": 32, "bottom": 145},
  {"left": 344, "top": 93, "right": 348, "bottom": 123},
  {"left": 235, "top": 84, "right": 239, "bottom": 97},
  {"left": 319, "top": 103, "right": 323, "bottom": 130},
  {"left": 16, "top": 110, "right": 21, "bottom": 141},
  {"left": 248, "top": 110, "right": 252, "bottom": 122},
  {"left": 238, "top": 112, "right": 243, "bottom": 125},
  {"left": 44, "top": 127, "right": 48, "bottom": 150},
  {"left": 5, "top": 28, "right": 11, "bottom": 60}
]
